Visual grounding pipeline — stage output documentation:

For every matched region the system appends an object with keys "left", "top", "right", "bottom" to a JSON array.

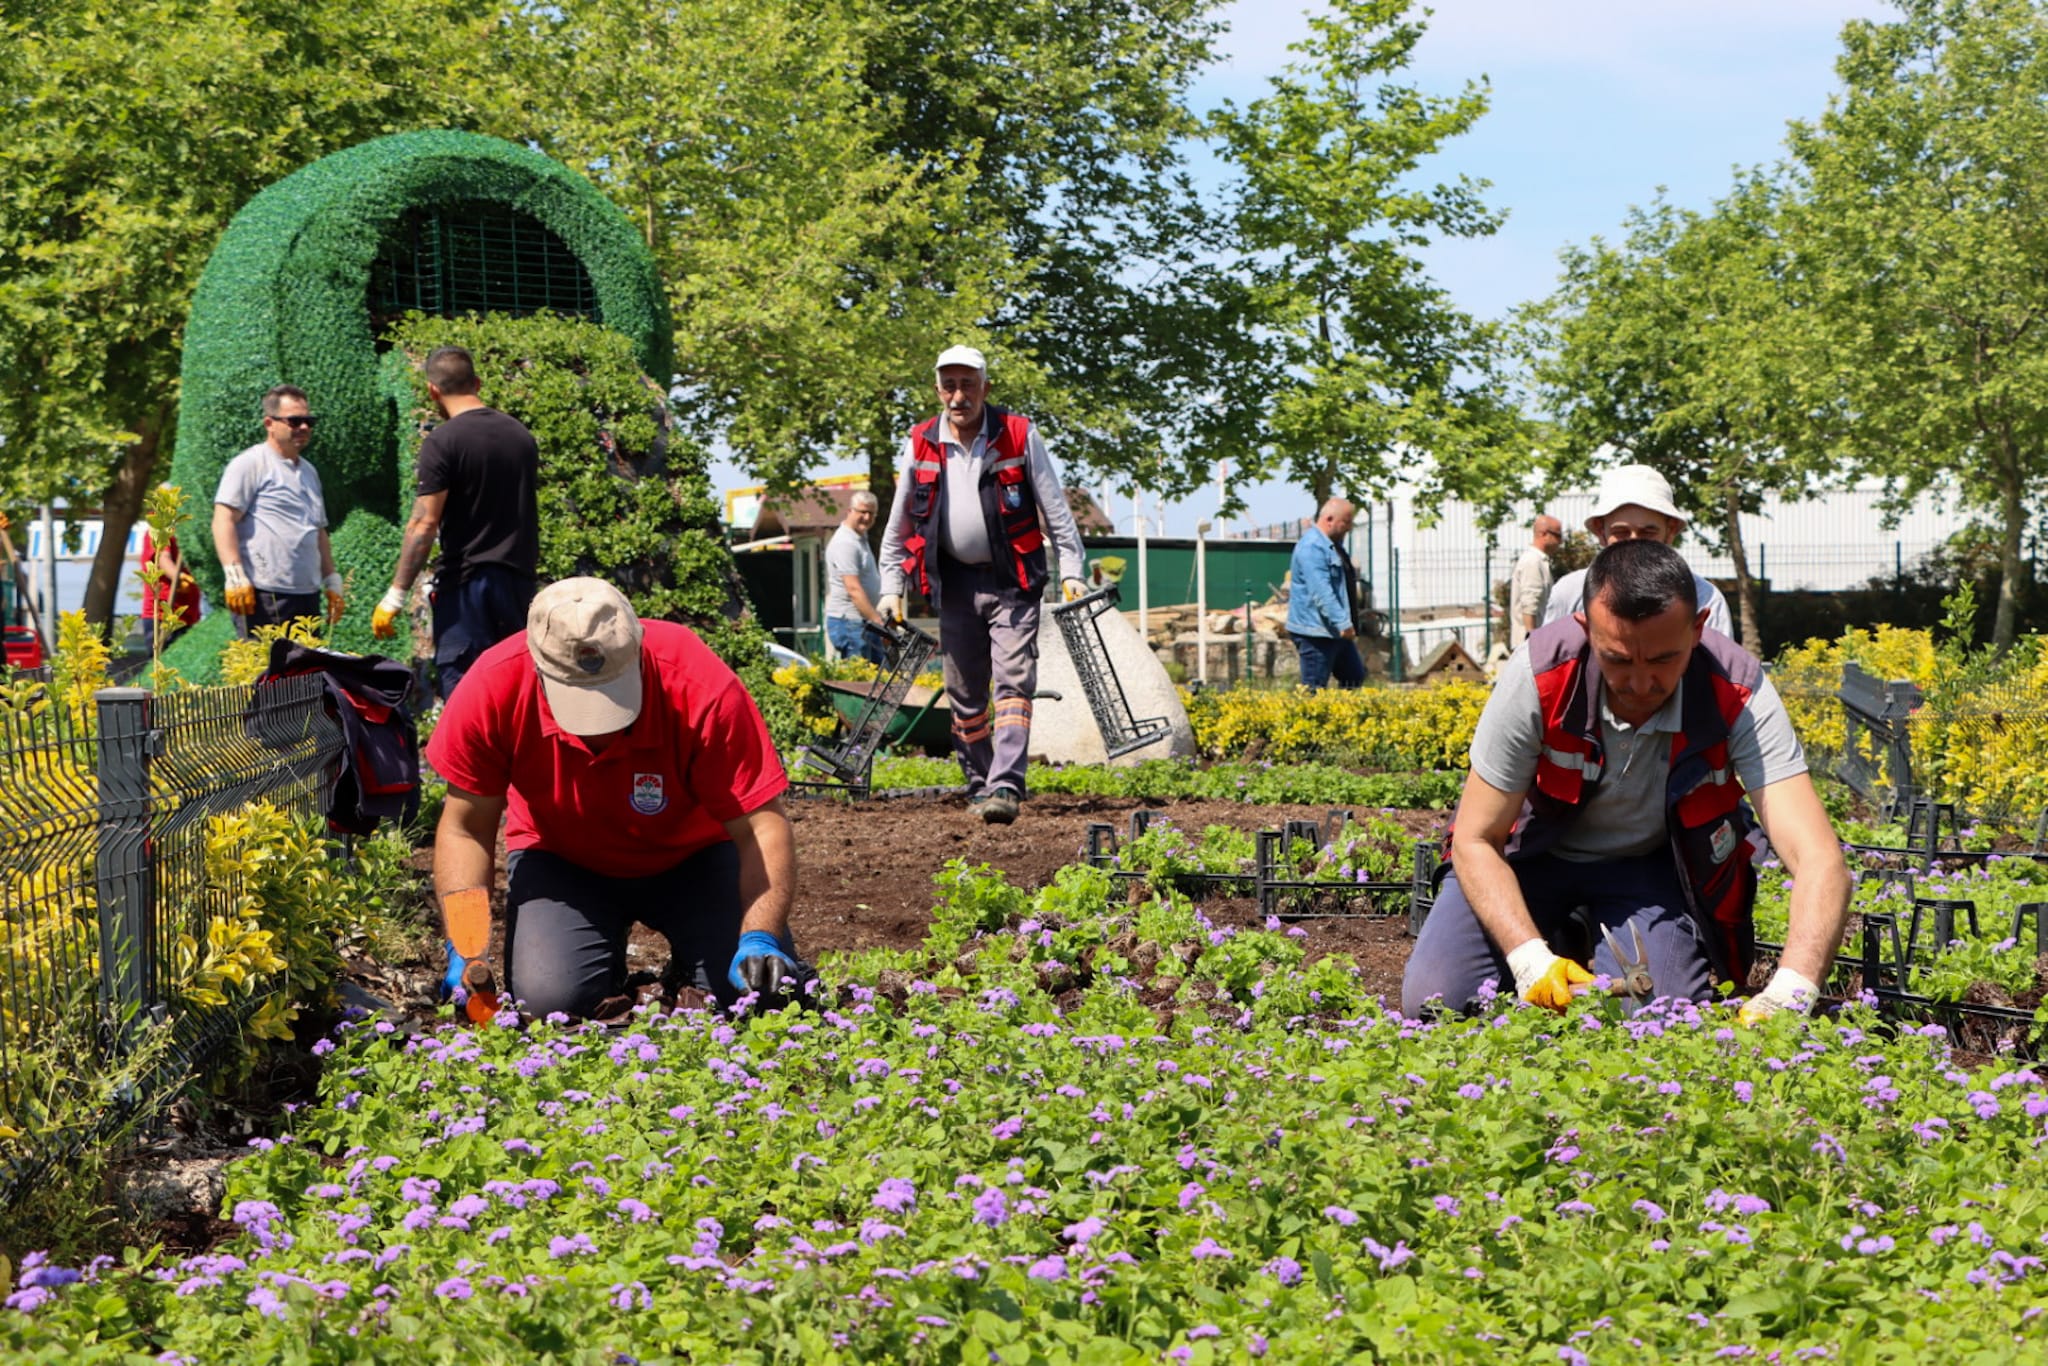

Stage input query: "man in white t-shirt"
[
  {"left": 211, "top": 384, "right": 345, "bottom": 637},
  {"left": 1508, "top": 514, "right": 1561, "bottom": 651},
  {"left": 823, "top": 492, "right": 886, "bottom": 664},
  {"left": 1542, "top": 464, "right": 1733, "bottom": 641}
]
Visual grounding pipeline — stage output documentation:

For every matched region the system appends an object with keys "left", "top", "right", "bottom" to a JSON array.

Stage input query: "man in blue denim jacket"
[{"left": 1286, "top": 498, "right": 1364, "bottom": 689}]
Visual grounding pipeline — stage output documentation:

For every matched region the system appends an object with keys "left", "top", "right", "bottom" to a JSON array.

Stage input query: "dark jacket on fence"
[{"left": 256, "top": 640, "right": 420, "bottom": 836}]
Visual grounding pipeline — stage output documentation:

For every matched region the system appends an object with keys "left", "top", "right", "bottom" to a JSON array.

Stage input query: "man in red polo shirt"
[{"left": 425, "top": 576, "right": 805, "bottom": 1018}]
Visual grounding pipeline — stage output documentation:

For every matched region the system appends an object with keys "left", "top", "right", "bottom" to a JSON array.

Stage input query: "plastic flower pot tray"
[
  {"left": 1255, "top": 818, "right": 1433, "bottom": 923},
  {"left": 1047, "top": 584, "right": 1171, "bottom": 760},
  {"left": 1083, "top": 809, "right": 1258, "bottom": 898}
]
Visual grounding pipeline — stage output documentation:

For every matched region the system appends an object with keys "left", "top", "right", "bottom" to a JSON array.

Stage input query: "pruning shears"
[{"left": 1575, "top": 922, "right": 1655, "bottom": 1007}]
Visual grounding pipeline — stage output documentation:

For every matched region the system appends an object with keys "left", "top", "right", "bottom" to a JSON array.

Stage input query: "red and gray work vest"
[
  {"left": 898, "top": 405, "right": 1048, "bottom": 597},
  {"left": 1483, "top": 616, "right": 1765, "bottom": 983}
]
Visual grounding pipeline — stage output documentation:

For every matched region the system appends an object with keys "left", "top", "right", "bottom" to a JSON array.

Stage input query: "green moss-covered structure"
[{"left": 163, "top": 129, "right": 678, "bottom": 671}]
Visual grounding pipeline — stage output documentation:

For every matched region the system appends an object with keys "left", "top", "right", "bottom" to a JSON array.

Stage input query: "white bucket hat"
[{"left": 1586, "top": 464, "right": 1685, "bottom": 533}]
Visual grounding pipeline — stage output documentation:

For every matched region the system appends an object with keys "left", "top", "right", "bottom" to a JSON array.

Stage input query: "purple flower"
[
  {"left": 619, "top": 1198, "right": 654, "bottom": 1224},
  {"left": 1324, "top": 1205, "right": 1359, "bottom": 1226},
  {"left": 1633, "top": 1200, "right": 1667, "bottom": 1223},
  {"left": 246, "top": 1285, "right": 288, "bottom": 1320},
  {"left": 1434, "top": 1195, "right": 1462, "bottom": 1217},
  {"left": 1264, "top": 1256, "right": 1303, "bottom": 1286},
  {"left": 548, "top": 1234, "right": 596, "bottom": 1259},
  {"left": 873, "top": 1178, "right": 918, "bottom": 1214},
  {"left": 1364, "top": 1238, "right": 1414, "bottom": 1271},
  {"left": 1189, "top": 1238, "right": 1232, "bottom": 1260},
  {"left": 435, "top": 1277, "right": 473, "bottom": 1300},
  {"left": 1178, "top": 1182, "right": 1205, "bottom": 1211},
  {"left": 973, "top": 1189, "right": 1010, "bottom": 1227},
  {"left": 1063, "top": 1216, "right": 1106, "bottom": 1246},
  {"left": 1188, "top": 1325, "right": 1220, "bottom": 1340},
  {"left": 1027, "top": 1255, "right": 1066, "bottom": 1281},
  {"left": 609, "top": 1281, "right": 650, "bottom": 1311},
  {"left": 990, "top": 1116, "right": 1024, "bottom": 1140}
]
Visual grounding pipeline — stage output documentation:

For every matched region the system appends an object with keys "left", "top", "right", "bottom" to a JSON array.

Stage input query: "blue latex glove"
[
  {"left": 442, "top": 940, "right": 468, "bottom": 1001},
  {"left": 727, "top": 929, "right": 800, "bottom": 995}
]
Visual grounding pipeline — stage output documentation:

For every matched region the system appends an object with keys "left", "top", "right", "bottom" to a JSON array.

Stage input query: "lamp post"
[{"left": 1195, "top": 520, "right": 1212, "bottom": 686}]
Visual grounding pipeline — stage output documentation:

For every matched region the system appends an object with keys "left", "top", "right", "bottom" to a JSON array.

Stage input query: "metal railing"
[{"left": 0, "top": 675, "right": 341, "bottom": 1206}]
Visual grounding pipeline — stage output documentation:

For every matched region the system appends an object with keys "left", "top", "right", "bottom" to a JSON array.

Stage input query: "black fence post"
[{"left": 93, "top": 686, "right": 156, "bottom": 1051}]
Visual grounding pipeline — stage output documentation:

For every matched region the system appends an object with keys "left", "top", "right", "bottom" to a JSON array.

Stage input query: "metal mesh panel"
[
  {"left": 370, "top": 202, "right": 601, "bottom": 325},
  {"left": 0, "top": 676, "right": 341, "bottom": 1207},
  {"left": 1907, "top": 676, "right": 2048, "bottom": 833},
  {"left": 0, "top": 689, "right": 103, "bottom": 1147}
]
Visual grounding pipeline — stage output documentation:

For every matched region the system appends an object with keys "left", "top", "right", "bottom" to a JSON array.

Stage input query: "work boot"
[{"left": 980, "top": 788, "right": 1020, "bottom": 825}]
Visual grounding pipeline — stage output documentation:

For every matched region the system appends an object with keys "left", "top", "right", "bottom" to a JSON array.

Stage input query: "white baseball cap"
[
  {"left": 1586, "top": 463, "right": 1685, "bottom": 533},
  {"left": 934, "top": 345, "right": 987, "bottom": 374},
  {"left": 527, "top": 577, "right": 644, "bottom": 735}
]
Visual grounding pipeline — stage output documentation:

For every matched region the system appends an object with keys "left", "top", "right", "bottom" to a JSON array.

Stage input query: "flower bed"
[{"left": 8, "top": 867, "right": 2048, "bottom": 1360}]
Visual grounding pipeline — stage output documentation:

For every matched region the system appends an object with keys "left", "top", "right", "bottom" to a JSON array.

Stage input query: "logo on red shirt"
[{"left": 631, "top": 772, "right": 668, "bottom": 815}]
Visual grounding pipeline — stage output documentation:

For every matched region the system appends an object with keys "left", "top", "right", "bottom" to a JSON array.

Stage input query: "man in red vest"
[
  {"left": 1401, "top": 540, "right": 1848, "bottom": 1023},
  {"left": 876, "top": 346, "right": 1086, "bottom": 825}
]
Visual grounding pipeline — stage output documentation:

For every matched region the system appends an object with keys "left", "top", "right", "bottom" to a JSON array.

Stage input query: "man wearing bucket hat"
[
  {"left": 424, "top": 577, "right": 807, "bottom": 1019},
  {"left": 1540, "top": 464, "right": 1734, "bottom": 641},
  {"left": 875, "top": 345, "right": 1087, "bottom": 826}
]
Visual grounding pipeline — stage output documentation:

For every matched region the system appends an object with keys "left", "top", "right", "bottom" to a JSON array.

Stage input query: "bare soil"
[{"left": 769, "top": 790, "right": 1441, "bottom": 1000}]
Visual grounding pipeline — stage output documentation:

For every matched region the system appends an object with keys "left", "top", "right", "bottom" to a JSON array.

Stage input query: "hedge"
[{"left": 165, "top": 128, "right": 673, "bottom": 638}]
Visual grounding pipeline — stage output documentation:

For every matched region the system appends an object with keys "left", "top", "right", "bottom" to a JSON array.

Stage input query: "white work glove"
[
  {"left": 221, "top": 562, "right": 256, "bottom": 615},
  {"left": 1061, "top": 578, "right": 1087, "bottom": 602},
  {"left": 1737, "top": 967, "right": 1820, "bottom": 1026},
  {"left": 876, "top": 593, "right": 903, "bottom": 624},
  {"left": 1506, "top": 939, "right": 1595, "bottom": 1013}
]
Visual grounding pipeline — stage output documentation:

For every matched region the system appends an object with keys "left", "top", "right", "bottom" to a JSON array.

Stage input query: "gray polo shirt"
[
  {"left": 214, "top": 442, "right": 328, "bottom": 593},
  {"left": 1470, "top": 650, "right": 1806, "bottom": 861},
  {"left": 824, "top": 524, "right": 881, "bottom": 622}
]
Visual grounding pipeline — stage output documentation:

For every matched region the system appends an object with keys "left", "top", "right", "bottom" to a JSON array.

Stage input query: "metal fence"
[
  {"left": 1781, "top": 663, "right": 2048, "bottom": 839},
  {"left": 0, "top": 674, "right": 341, "bottom": 1206}
]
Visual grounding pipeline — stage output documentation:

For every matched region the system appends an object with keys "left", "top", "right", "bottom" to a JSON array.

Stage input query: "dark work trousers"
[
  {"left": 505, "top": 842, "right": 750, "bottom": 1019},
  {"left": 937, "top": 555, "right": 1040, "bottom": 799},
  {"left": 434, "top": 565, "right": 537, "bottom": 702},
  {"left": 234, "top": 590, "right": 322, "bottom": 639},
  {"left": 1292, "top": 631, "right": 1365, "bottom": 690},
  {"left": 1400, "top": 850, "right": 1714, "bottom": 1018}
]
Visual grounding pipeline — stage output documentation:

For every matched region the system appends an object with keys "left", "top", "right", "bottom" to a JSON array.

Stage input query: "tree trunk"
[
  {"left": 1993, "top": 476, "right": 2025, "bottom": 654},
  {"left": 1722, "top": 486, "right": 1760, "bottom": 652},
  {"left": 80, "top": 412, "right": 167, "bottom": 629}
]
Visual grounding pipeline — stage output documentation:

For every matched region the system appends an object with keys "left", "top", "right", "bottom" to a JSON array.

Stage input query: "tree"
[
  {"left": 0, "top": 0, "right": 489, "bottom": 627},
  {"left": 1523, "top": 174, "right": 1824, "bottom": 648},
  {"left": 1209, "top": 0, "right": 1522, "bottom": 516},
  {"left": 1786, "top": 0, "right": 2048, "bottom": 650},
  {"left": 482, "top": 0, "right": 1017, "bottom": 497},
  {"left": 846, "top": 0, "right": 1244, "bottom": 508}
]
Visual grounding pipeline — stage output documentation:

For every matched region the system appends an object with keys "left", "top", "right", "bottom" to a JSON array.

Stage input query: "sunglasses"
[{"left": 270, "top": 414, "right": 317, "bottom": 430}]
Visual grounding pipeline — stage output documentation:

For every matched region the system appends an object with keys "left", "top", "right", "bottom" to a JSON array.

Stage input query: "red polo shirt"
[{"left": 426, "top": 621, "right": 788, "bottom": 878}]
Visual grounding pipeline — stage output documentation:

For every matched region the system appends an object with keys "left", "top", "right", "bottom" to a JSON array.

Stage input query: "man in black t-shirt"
[{"left": 373, "top": 345, "right": 542, "bottom": 700}]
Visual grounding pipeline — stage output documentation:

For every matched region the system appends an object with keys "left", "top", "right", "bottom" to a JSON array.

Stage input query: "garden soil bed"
[{"left": 762, "top": 791, "right": 1440, "bottom": 1000}]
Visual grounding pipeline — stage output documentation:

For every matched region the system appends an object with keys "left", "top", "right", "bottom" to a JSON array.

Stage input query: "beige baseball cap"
[
  {"left": 934, "top": 344, "right": 987, "bottom": 374},
  {"left": 527, "top": 577, "right": 644, "bottom": 735}
]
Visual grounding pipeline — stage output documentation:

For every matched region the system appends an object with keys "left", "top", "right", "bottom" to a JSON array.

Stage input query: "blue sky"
[{"left": 723, "top": 0, "right": 1895, "bottom": 537}]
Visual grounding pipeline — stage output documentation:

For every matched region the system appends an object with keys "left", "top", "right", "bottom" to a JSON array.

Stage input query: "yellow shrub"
[{"left": 1186, "top": 681, "right": 1489, "bottom": 770}]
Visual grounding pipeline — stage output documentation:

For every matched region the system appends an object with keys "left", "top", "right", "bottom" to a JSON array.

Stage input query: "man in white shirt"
[
  {"left": 823, "top": 492, "right": 886, "bottom": 664},
  {"left": 1508, "top": 514, "right": 1561, "bottom": 651},
  {"left": 875, "top": 346, "right": 1085, "bottom": 825},
  {"left": 211, "top": 384, "right": 345, "bottom": 636},
  {"left": 1542, "top": 464, "right": 1733, "bottom": 640}
]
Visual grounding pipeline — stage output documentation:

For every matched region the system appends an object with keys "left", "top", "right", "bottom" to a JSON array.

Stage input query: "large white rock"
[{"left": 1026, "top": 599, "right": 1195, "bottom": 765}]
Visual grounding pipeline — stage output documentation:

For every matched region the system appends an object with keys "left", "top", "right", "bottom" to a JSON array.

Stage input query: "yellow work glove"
[
  {"left": 178, "top": 572, "right": 197, "bottom": 594},
  {"left": 1062, "top": 577, "right": 1087, "bottom": 602},
  {"left": 876, "top": 593, "right": 903, "bottom": 624},
  {"left": 1506, "top": 940, "right": 1596, "bottom": 1012},
  {"left": 1737, "top": 967, "right": 1820, "bottom": 1026},
  {"left": 222, "top": 563, "right": 257, "bottom": 615},
  {"left": 371, "top": 586, "right": 406, "bottom": 639},
  {"left": 322, "top": 572, "right": 346, "bottom": 625}
]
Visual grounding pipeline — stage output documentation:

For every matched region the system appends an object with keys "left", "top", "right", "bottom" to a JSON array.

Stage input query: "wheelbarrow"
[{"left": 817, "top": 677, "right": 952, "bottom": 752}]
